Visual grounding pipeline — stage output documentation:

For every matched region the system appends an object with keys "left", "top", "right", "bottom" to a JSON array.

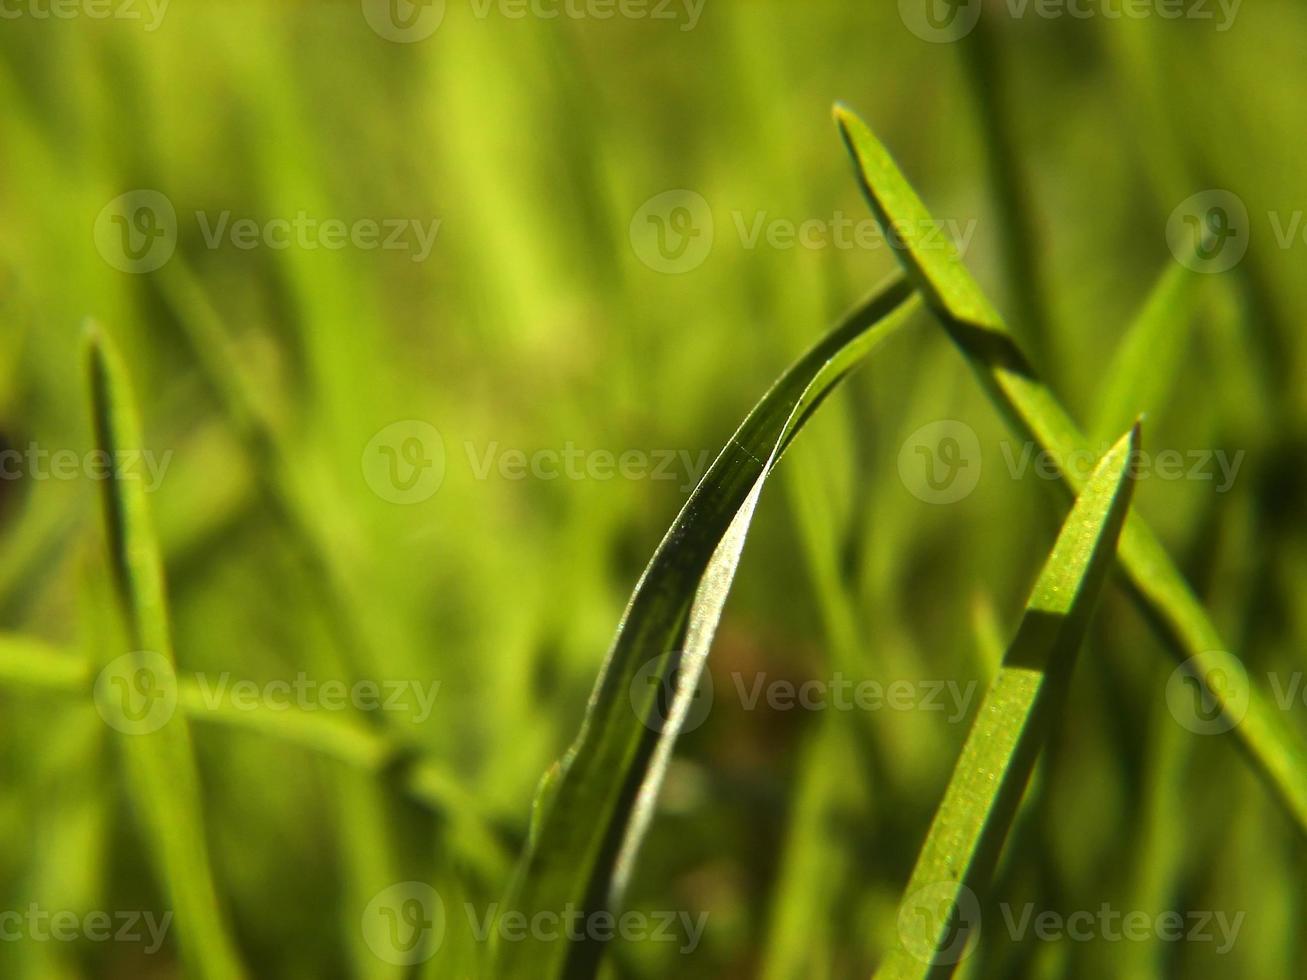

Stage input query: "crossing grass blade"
[
  {"left": 86, "top": 323, "right": 248, "bottom": 980},
  {"left": 876, "top": 425, "right": 1139, "bottom": 980},
  {"left": 834, "top": 104, "right": 1307, "bottom": 834},
  {"left": 498, "top": 275, "right": 922, "bottom": 979}
]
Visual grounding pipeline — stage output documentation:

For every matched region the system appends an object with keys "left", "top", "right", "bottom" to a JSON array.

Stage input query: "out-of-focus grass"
[{"left": 1, "top": 4, "right": 1305, "bottom": 978}]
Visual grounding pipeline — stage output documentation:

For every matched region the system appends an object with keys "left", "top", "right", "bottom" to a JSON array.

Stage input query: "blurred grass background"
[{"left": 1, "top": 1, "right": 1305, "bottom": 977}]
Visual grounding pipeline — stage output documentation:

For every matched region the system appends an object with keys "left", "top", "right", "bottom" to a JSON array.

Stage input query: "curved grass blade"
[
  {"left": 834, "top": 104, "right": 1307, "bottom": 833},
  {"left": 877, "top": 425, "right": 1139, "bottom": 980},
  {"left": 498, "top": 275, "right": 922, "bottom": 979},
  {"left": 86, "top": 323, "right": 248, "bottom": 980}
]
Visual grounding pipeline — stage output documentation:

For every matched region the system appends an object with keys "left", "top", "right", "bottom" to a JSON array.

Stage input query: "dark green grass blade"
[
  {"left": 498, "top": 275, "right": 922, "bottom": 979},
  {"left": 86, "top": 324, "right": 248, "bottom": 980},
  {"left": 834, "top": 105, "right": 1307, "bottom": 833},
  {"left": 877, "top": 426, "right": 1139, "bottom": 980}
]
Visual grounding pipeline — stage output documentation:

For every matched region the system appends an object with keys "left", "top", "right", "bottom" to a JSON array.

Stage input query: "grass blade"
[
  {"left": 0, "top": 632, "right": 510, "bottom": 881},
  {"left": 1090, "top": 250, "right": 1205, "bottom": 443},
  {"left": 86, "top": 323, "right": 248, "bottom": 980},
  {"left": 498, "top": 275, "right": 922, "bottom": 979},
  {"left": 957, "top": 16, "right": 1052, "bottom": 371},
  {"left": 834, "top": 104, "right": 1307, "bottom": 833},
  {"left": 877, "top": 425, "right": 1139, "bottom": 979}
]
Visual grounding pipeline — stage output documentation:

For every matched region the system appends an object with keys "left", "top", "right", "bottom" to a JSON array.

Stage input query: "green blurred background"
[{"left": 1, "top": 1, "right": 1305, "bottom": 977}]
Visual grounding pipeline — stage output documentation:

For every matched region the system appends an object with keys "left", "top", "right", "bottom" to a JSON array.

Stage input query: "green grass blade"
[
  {"left": 0, "top": 632, "right": 508, "bottom": 881},
  {"left": 1089, "top": 254, "right": 1204, "bottom": 443},
  {"left": 86, "top": 323, "right": 248, "bottom": 980},
  {"left": 876, "top": 425, "right": 1139, "bottom": 980},
  {"left": 834, "top": 104, "right": 1307, "bottom": 833},
  {"left": 957, "top": 16, "right": 1052, "bottom": 370},
  {"left": 498, "top": 275, "right": 921, "bottom": 979}
]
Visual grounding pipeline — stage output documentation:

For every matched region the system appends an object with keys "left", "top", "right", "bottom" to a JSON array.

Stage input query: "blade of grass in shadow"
[
  {"left": 86, "top": 323, "right": 248, "bottom": 980},
  {"left": 1089, "top": 247, "right": 1206, "bottom": 444},
  {"left": 0, "top": 632, "right": 510, "bottom": 881},
  {"left": 957, "top": 14, "right": 1053, "bottom": 373},
  {"left": 877, "top": 425, "right": 1139, "bottom": 980},
  {"left": 152, "top": 259, "right": 470, "bottom": 976},
  {"left": 498, "top": 275, "right": 922, "bottom": 980},
  {"left": 834, "top": 104, "right": 1307, "bottom": 833}
]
